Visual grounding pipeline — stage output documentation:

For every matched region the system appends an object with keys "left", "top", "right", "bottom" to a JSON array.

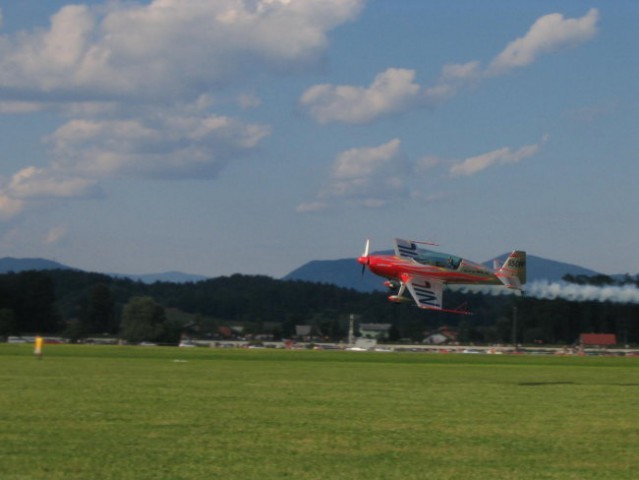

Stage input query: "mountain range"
[
  {"left": 0, "top": 253, "right": 607, "bottom": 289},
  {"left": 0, "top": 257, "right": 207, "bottom": 284}
]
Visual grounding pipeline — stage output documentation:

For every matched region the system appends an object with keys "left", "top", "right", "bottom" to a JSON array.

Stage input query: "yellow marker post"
[{"left": 34, "top": 336, "right": 43, "bottom": 360}]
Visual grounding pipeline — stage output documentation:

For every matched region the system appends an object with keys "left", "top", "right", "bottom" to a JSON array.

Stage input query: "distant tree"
[
  {"left": 119, "top": 296, "right": 167, "bottom": 343},
  {"left": 458, "top": 319, "right": 481, "bottom": 344},
  {"left": 387, "top": 324, "right": 401, "bottom": 342},
  {"left": 1, "top": 267, "right": 637, "bottom": 345},
  {"left": 0, "top": 308, "right": 17, "bottom": 340},
  {"left": 15, "top": 272, "right": 61, "bottom": 333},
  {"left": 84, "top": 283, "right": 115, "bottom": 334},
  {"left": 62, "top": 319, "right": 87, "bottom": 344}
]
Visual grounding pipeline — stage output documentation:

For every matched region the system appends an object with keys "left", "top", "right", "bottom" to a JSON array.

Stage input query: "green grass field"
[{"left": 1, "top": 345, "right": 638, "bottom": 479}]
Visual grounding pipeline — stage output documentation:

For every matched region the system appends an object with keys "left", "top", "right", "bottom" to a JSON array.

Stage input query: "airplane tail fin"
[{"left": 496, "top": 251, "right": 526, "bottom": 289}]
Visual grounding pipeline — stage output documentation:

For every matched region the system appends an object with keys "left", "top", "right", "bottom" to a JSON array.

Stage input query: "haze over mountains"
[
  {"left": 0, "top": 257, "right": 207, "bottom": 284},
  {"left": 0, "top": 253, "right": 609, "bottom": 289}
]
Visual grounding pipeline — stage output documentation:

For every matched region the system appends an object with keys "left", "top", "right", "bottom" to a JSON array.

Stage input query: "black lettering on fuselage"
[{"left": 413, "top": 284, "right": 438, "bottom": 306}]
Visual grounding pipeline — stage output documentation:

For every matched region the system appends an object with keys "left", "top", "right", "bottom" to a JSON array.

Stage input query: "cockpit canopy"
[{"left": 412, "top": 250, "right": 462, "bottom": 270}]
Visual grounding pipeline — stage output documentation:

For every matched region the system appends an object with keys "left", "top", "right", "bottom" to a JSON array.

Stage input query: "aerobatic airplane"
[{"left": 358, "top": 238, "right": 526, "bottom": 314}]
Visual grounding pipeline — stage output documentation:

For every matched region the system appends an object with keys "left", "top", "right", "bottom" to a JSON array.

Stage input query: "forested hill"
[
  {"left": 1, "top": 269, "right": 639, "bottom": 345},
  {"left": 0, "top": 269, "right": 411, "bottom": 339},
  {"left": 0, "top": 257, "right": 76, "bottom": 273}
]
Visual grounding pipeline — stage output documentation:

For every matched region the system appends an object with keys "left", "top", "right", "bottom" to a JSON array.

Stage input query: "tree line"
[{"left": 1, "top": 268, "right": 638, "bottom": 345}]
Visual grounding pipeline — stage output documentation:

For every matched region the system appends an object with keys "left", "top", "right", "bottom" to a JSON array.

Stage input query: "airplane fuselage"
[
  {"left": 357, "top": 238, "right": 526, "bottom": 313},
  {"left": 358, "top": 254, "right": 501, "bottom": 286}
]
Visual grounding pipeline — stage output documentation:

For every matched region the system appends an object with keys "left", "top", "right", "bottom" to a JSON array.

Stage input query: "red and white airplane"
[{"left": 357, "top": 238, "right": 526, "bottom": 315}]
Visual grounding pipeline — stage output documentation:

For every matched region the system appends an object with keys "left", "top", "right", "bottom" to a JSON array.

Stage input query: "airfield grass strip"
[{"left": 1, "top": 345, "right": 638, "bottom": 479}]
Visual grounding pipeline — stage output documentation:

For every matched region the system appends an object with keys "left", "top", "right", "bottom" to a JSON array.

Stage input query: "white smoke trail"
[
  {"left": 525, "top": 280, "right": 639, "bottom": 304},
  {"left": 449, "top": 281, "right": 639, "bottom": 304}
]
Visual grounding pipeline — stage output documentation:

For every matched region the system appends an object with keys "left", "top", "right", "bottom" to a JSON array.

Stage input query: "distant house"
[
  {"left": 230, "top": 326, "right": 245, "bottom": 336},
  {"left": 218, "top": 325, "right": 245, "bottom": 339},
  {"left": 218, "top": 326, "right": 233, "bottom": 338},
  {"left": 359, "top": 323, "right": 391, "bottom": 340},
  {"left": 295, "top": 325, "right": 312, "bottom": 339},
  {"left": 580, "top": 333, "right": 616, "bottom": 347},
  {"left": 423, "top": 326, "right": 458, "bottom": 345}
]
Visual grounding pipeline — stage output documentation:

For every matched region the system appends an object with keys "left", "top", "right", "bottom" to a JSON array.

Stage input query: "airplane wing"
[{"left": 402, "top": 274, "right": 444, "bottom": 310}]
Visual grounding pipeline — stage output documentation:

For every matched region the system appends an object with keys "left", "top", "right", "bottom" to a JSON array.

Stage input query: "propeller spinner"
[{"left": 357, "top": 239, "right": 371, "bottom": 276}]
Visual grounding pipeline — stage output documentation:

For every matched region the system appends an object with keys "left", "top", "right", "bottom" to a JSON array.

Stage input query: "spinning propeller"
[{"left": 357, "top": 239, "right": 371, "bottom": 277}]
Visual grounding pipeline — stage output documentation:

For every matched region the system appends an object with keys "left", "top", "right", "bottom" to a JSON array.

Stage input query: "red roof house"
[{"left": 579, "top": 333, "right": 616, "bottom": 346}]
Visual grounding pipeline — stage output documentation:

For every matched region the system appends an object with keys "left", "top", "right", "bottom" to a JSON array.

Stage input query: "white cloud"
[
  {"left": 332, "top": 138, "right": 402, "bottom": 179},
  {"left": 0, "top": 5, "right": 95, "bottom": 94},
  {"left": 0, "top": 101, "right": 48, "bottom": 114},
  {"left": 0, "top": 0, "right": 362, "bottom": 223},
  {"left": 237, "top": 93, "right": 262, "bottom": 109},
  {"left": 0, "top": 166, "right": 99, "bottom": 220},
  {"left": 299, "top": 135, "right": 548, "bottom": 212},
  {"left": 0, "top": 108, "right": 271, "bottom": 213},
  {"left": 8, "top": 166, "right": 98, "bottom": 199},
  {"left": 300, "top": 68, "right": 421, "bottom": 124},
  {"left": 487, "top": 9, "right": 598, "bottom": 75},
  {"left": 450, "top": 137, "right": 547, "bottom": 177},
  {"left": 300, "top": 9, "right": 599, "bottom": 124},
  {"left": 0, "top": 193, "right": 24, "bottom": 221},
  {"left": 440, "top": 61, "right": 481, "bottom": 81},
  {"left": 47, "top": 113, "right": 271, "bottom": 179},
  {"left": 0, "top": 0, "right": 364, "bottom": 104},
  {"left": 295, "top": 201, "right": 328, "bottom": 213},
  {"left": 43, "top": 225, "right": 68, "bottom": 246},
  {"left": 414, "top": 155, "right": 442, "bottom": 173},
  {"left": 299, "top": 139, "right": 407, "bottom": 211}
]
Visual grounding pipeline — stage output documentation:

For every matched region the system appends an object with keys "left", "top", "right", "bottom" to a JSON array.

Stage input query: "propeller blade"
[{"left": 359, "top": 239, "right": 370, "bottom": 278}]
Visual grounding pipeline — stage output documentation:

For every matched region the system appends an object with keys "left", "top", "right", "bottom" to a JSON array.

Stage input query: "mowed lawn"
[{"left": 1, "top": 345, "right": 638, "bottom": 480}]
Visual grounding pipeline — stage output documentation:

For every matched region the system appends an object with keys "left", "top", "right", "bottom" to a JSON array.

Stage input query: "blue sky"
[{"left": 0, "top": 0, "right": 637, "bottom": 278}]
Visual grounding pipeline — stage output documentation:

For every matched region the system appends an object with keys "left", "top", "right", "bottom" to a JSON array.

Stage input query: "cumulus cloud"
[
  {"left": 295, "top": 201, "right": 328, "bottom": 214},
  {"left": 0, "top": 193, "right": 24, "bottom": 221},
  {"left": 414, "top": 155, "right": 442, "bottom": 173},
  {"left": 298, "top": 139, "right": 407, "bottom": 211},
  {"left": 450, "top": 136, "right": 548, "bottom": 177},
  {"left": 0, "top": 0, "right": 364, "bottom": 103},
  {"left": 0, "top": 108, "right": 269, "bottom": 220},
  {"left": 332, "top": 138, "right": 402, "bottom": 179},
  {"left": 0, "top": 0, "right": 362, "bottom": 221},
  {"left": 300, "top": 68, "right": 421, "bottom": 124},
  {"left": 7, "top": 166, "right": 98, "bottom": 199},
  {"left": 46, "top": 113, "right": 270, "bottom": 179},
  {"left": 237, "top": 93, "right": 262, "bottom": 109},
  {"left": 299, "top": 136, "right": 547, "bottom": 212},
  {"left": 0, "top": 166, "right": 100, "bottom": 220},
  {"left": 43, "top": 225, "right": 68, "bottom": 246},
  {"left": 0, "top": 107, "right": 269, "bottom": 217},
  {"left": 300, "top": 9, "right": 598, "bottom": 124},
  {"left": 0, "top": 101, "right": 48, "bottom": 114},
  {"left": 487, "top": 8, "right": 599, "bottom": 75}
]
